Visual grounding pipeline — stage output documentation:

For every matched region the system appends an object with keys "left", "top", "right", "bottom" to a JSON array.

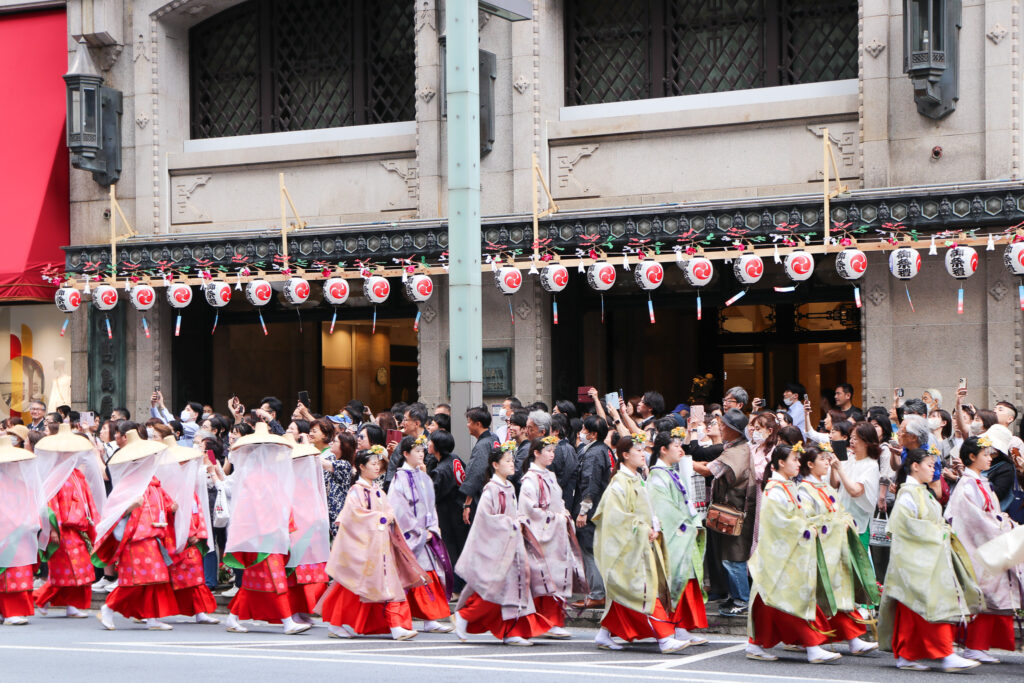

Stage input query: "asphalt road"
[{"left": 3, "top": 615, "right": 1022, "bottom": 682}]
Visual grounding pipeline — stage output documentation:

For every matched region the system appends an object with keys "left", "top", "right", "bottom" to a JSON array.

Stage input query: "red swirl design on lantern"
[
  {"left": 372, "top": 279, "right": 390, "bottom": 299},
  {"left": 255, "top": 283, "right": 272, "bottom": 301},
  {"left": 504, "top": 270, "right": 522, "bottom": 289},
  {"left": 219, "top": 286, "right": 231, "bottom": 303},
  {"left": 692, "top": 260, "right": 712, "bottom": 281},
  {"left": 173, "top": 286, "right": 192, "bottom": 304},
  {"left": 598, "top": 265, "right": 615, "bottom": 285},
  {"left": 416, "top": 277, "right": 433, "bottom": 297},
  {"left": 969, "top": 252, "right": 978, "bottom": 272},
  {"left": 101, "top": 289, "right": 117, "bottom": 306},
  {"left": 552, "top": 267, "right": 569, "bottom": 288},
  {"left": 745, "top": 258, "right": 763, "bottom": 278},
  {"left": 790, "top": 254, "right": 812, "bottom": 275},
  {"left": 69, "top": 290, "right": 81, "bottom": 307},
  {"left": 646, "top": 263, "right": 664, "bottom": 284},
  {"left": 135, "top": 288, "right": 154, "bottom": 306},
  {"left": 1017, "top": 249, "right": 1024, "bottom": 269},
  {"left": 329, "top": 281, "right": 348, "bottom": 300},
  {"left": 850, "top": 252, "right": 867, "bottom": 273},
  {"left": 914, "top": 253, "right": 922, "bottom": 271},
  {"left": 294, "top": 281, "right": 310, "bottom": 299}
]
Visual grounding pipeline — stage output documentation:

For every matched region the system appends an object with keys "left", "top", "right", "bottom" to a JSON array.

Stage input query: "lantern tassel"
[
  {"left": 372, "top": 306, "right": 377, "bottom": 334},
  {"left": 552, "top": 298, "right": 559, "bottom": 325},
  {"left": 175, "top": 314, "right": 182, "bottom": 337},
  {"left": 773, "top": 244, "right": 781, "bottom": 264},
  {"left": 696, "top": 293, "right": 702, "bottom": 320},
  {"left": 928, "top": 236, "right": 937, "bottom": 256},
  {"left": 508, "top": 297, "right": 515, "bottom": 325},
  {"left": 773, "top": 286, "right": 796, "bottom": 293},
  {"left": 528, "top": 255, "right": 539, "bottom": 275},
  {"left": 82, "top": 277, "right": 91, "bottom": 295},
  {"left": 330, "top": 308, "right": 337, "bottom": 334},
  {"left": 296, "top": 307, "right": 302, "bottom": 333},
  {"left": 414, "top": 309, "right": 421, "bottom": 332},
  {"left": 258, "top": 310, "right": 267, "bottom": 336},
  {"left": 600, "top": 293, "right": 605, "bottom": 324},
  {"left": 1019, "top": 283, "right": 1024, "bottom": 311},
  {"left": 577, "top": 261, "right": 585, "bottom": 274},
  {"left": 725, "top": 289, "right": 747, "bottom": 307},
  {"left": 60, "top": 318, "right": 69, "bottom": 337},
  {"left": 957, "top": 286, "right": 964, "bottom": 315},
  {"left": 853, "top": 285, "right": 862, "bottom": 309},
  {"left": 647, "top": 295, "right": 655, "bottom": 324},
  {"left": 211, "top": 310, "right": 219, "bottom": 336},
  {"left": 142, "top": 315, "right": 150, "bottom": 338},
  {"left": 105, "top": 316, "right": 112, "bottom": 339},
  {"left": 905, "top": 284, "right": 915, "bottom": 313},
  {"left": 622, "top": 253, "right": 631, "bottom": 271},
  {"left": 987, "top": 234, "right": 996, "bottom": 251}
]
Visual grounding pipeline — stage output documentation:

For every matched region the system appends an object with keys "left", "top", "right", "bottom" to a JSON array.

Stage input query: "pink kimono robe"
[{"left": 34, "top": 469, "right": 98, "bottom": 609}]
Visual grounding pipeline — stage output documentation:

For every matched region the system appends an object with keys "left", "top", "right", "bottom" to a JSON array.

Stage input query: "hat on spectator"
[
  {"left": 981, "top": 424, "right": 1012, "bottom": 456},
  {"left": 720, "top": 408, "right": 749, "bottom": 436},
  {"left": 673, "top": 403, "right": 690, "bottom": 414},
  {"left": 7, "top": 424, "right": 29, "bottom": 445}
]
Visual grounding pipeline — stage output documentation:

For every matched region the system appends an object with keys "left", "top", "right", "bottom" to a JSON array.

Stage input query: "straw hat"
[
  {"left": 162, "top": 435, "right": 201, "bottom": 464},
  {"left": 36, "top": 423, "right": 94, "bottom": 453},
  {"left": 284, "top": 433, "right": 320, "bottom": 459},
  {"left": 230, "top": 421, "right": 289, "bottom": 450},
  {"left": 0, "top": 439, "right": 35, "bottom": 463},
  {"left": 7, "top": 424, "right": 29, "bottom": 445},
  {"left": 108, "top": 430, "right": 168, "bottom": 465}
]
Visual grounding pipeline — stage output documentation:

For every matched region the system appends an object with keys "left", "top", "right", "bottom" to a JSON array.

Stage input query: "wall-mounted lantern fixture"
[{"left": 903, "top": 0, "right": 962, "bottom": 119}]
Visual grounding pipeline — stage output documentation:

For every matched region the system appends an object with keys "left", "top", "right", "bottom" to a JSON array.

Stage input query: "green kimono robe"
[
  {"left": 877, "top": 480, "right": 983, "bottom": 652},
  {"left": 648, "top": 461, "right": 705, "bottom": 605},
  {"left": 592, "top": 468, "right": 668, "bottom": 619}
]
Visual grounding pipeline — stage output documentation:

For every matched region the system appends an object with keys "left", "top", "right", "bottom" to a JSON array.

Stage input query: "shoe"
[
  {"left": 3, "top": 616, "right": 29, "bottom": 626},
  {"left": 146, "top": 619, "right": 173, "bottom": 631},
  {"left": 848, "top": 638, "right": 878, "bottom": 655},
  {"left": 220, "top": 585, "right": 240, "bottom": 598},
  {"left": 941, "top": 653, "right": 981, "bottom": 672},
  {"left": 543, "top": 626, "right": 572, "bottom": 639},
  {"left": 595, "top": 628, "right": 624, "bottom": 651},
  {"left": 37, "top": 605, "right": 49, "bottom": 617},
  {"left": 104, "top": 580, "right": 118, "bottom": 593},
  {"left": 962, "top": 649, "right": 999, "bottom": 664},
  {"left": 658, "top": 637, "right": 692, "bottom": 654},
  {"left": 570, "top": 598, "right": 605, "bottom": 610},
  {"left": 283, "top": 618, "right": 312, "bottom": 636},
  {"left": 719, "top": 602, "right": 748, "bottom": 618},
  {"left": 293, "top": 613, "right": 314, "bottom": 625},
  {"left": 33, "top": 578, "right": 45, "bottom": 590},
  {"left": 97, "top": 605, "right": 115, "bottom": 631},
  {"left": 806, "top": 645, "right": 841, "bottom": 663},
  {"left": 225, "top": 614, "right": 248, "bottom": 633},
  {"left": 327, "top": 625, "right": 354, "bottom": 639},
  {"left": 421, "top": 620, "right": 454, "bottom": 633},
  {"left": 745, "top": 644, "right": 778, "bottom": 661},
  {"left": 896, "top": 658, "right": 929, "bottom": 671},
  {"left": 390, "top": 627, "right": 418, "bottom": 641},
  {"left": 502, "top": 636, "right": 533, "bottom": 646},
  {"left": 91, "top": 577, "right": 113, "bottom": 591},
  {"left": 674, "top": 628, "right": 707, "bottom": 646},
  {"left": 454, "top": 613, "right": 469, "bottom": 642},
  {"left": 783, "top": 644, "right": 806, "bottom": 652},
  {"left": 66, "top": 606, "right": 88, "bottom": 619},
  {"left": 194, "top": 613, "right": 220, "bottom": 625}
]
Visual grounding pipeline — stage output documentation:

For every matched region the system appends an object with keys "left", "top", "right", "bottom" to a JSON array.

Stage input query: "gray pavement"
[{"left": 3, "top": 614, "right": 1022, "bottom": 682}]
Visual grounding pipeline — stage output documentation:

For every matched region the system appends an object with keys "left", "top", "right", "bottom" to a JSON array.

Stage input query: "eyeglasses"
[{"left": 722, "top": 397, "right": 738, "bottom": 405}]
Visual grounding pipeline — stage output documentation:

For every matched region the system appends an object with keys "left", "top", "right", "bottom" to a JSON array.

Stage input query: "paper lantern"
[
  {"left": 1003, "top": 243, "right": 1024, "bottom": 276},
  {"left": 204, "top": 281, "right": 232, "bottom": 307},
  {"left": 835, "top": 248, "right": 867, "bottom": 281},
  {"left": 322, "top": 278, "right": 350, "bottom": 305},
  {"left": 129, "top": 284, "right": 156, "bottom": 311},
  {"left": 245, "top": 279, "right": 273, "bottom": 306},
  {"left": 404, "top": 274, "right": 433, "bottom": 303},
  {"left": 92, "top": 285, "right": 118, "bottom": 311},
  {"left": 586, "top": 260, "right": 616, "bottom": 291},
  {"left": 680, "top": 257, "right": 713, "bottom": 288},
  {"left": 783, "top": 250, "right": 815, "bottom": 282},
  {"left": 363, "top": 276, "right": 391, "bottom": 304},
  {"left": 944, "top": 246, "right": 978, "bottom": 280},
  {"left": 888, "top": 247, "right": 921, "bottom": 280},
  {"left": 166, "top": 283, "right": 193, "bottom": 308},
  {"left": 283, "top": 277, "right": 311, "bottom": 305},
  {"left": 55, "top": 287, "right": 81, "bottom": 313},
  {"left": 732, "top": 254, "right": 764, "bottom": 285},
  {"left": 634, "top": 259, "right": 664, "bottom": 291},
  {"left": 495, "top": 266, "right": 523, "bottom": 295},
  {"left": 539, "top": 263, "right": 569, "bottom": 293}
]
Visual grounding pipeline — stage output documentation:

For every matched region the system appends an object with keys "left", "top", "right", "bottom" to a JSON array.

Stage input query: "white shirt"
[{"left": 835, "top": 456, "right": 880, "bottom": 532}]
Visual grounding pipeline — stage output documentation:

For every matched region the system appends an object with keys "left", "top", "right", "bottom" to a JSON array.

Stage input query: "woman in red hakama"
[{"left": 34, "top": 467, "right": 97, "bottom": 617}]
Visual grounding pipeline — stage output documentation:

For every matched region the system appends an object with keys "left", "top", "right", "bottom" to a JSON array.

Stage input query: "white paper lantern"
[
  {"left": 732, "top": 254, "right": 764, "bottom": 285},
  {"left": 888, "top": 247, "right": 921, "bottom": 280},
  {"left": 204, "top": 281, "right": 232, "bottom": 307},
  {"left": 586, "top": 260, "right": 616, "bottom": 291},
  {"left": 283, "top": 277, "right": 311, "bottom": 305},
  {"left": 322, "top": 277, "right": 350, "bottom": 305},
  {"left": 680, "top": 257, "right": 713, "bottom": 288},
  {"left": 129, "top": 284, "right": 156, "bottom": 311},
  {"left": 1003, "top": 243, "right": 1024, "bottom": 276},
  {"left": 539, "top": 264, "right": 569, "bottom": 293},
  {"left": 834, "top": 248, "right": 867, "bottom": 281},
  {"left": 634, "top": 259, "right": 665, "bottom": 291},
  {"left": 495, "top": 266, "right": 523, "bottom": 295},
  {"left": 404, "top": 274, "right": 433, "bottom": 303},
  {"left": 245, "top": 279, "right": 273, "bottom": 306},
  {"left": 783, "top": 250, "right": 815, "bottom": 282},
  {"left": 363, "top": 276, "right": 391, "bottom": 304},
  {"left": 166, "top": 283, "right": 193, "bottom": 308},
  {"left": 944, "top": 246, "right": 978, "bottom": 280},
  {"left": 55, "top": 287, "right": 81, "bottom": 313},
  {"left": 92, "top": 285, "right": 119, "bottom": 311}
]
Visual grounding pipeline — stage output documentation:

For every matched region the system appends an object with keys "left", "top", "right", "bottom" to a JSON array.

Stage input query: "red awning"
[{"left": 0, "top": 8, "right": 69, "bottom": 302}]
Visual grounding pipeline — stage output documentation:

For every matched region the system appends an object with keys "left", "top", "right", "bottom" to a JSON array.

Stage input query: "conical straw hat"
[
  {"left": 0, "top": 439, "right": 35, "bottom": 463},
  {"left": 36, "top": 423, "right": 94, "bottom": 453},
  {"left": 108, "top": 430, "right": 167, "bottom": 465},
  {"left": 230, "top": 421, "right": 289, "bottom": 450},
  {"left": 284, "top": 433, "right": 320, "bottom": 459},
  {"left": 162, "top": 435, "right": 202, "bottom": 464}
]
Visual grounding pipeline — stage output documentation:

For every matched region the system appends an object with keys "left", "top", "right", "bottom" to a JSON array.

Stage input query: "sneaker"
[
  {"left": 719, "top": 601, "right": 748, "bottom": 618},
  {"left": 219, "top": 585, "right": 239, "bottom": 598},
  {"left": 104, "top": 580, "right": 119, "bottom": 593},
  {"left": 91, "top": 577, "right": 113, "bottom": 591}
]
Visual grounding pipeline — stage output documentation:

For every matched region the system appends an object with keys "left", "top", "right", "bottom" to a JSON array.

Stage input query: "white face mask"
[
  {"left": 750, "top": 431, "right": 766, "bottom": 445},
  {"left": 196, "top": 429, "right": 214, "bottom": 441},
  {"left": 970, "top": 421, "right": 984, "bottom": 436},
  {"left": 927, "top": 417, "right": 942, "bottom": 431},
  {"left": 180, "top": 409, "right": 193, "bottom": 422},
  {"left": 146, "top": 428, "right": 157, "bottom": 439},
  {"left": 783, "top": 397, "right": 795, "bottom": 406},
  {"left": 201, "top": 413, "right": 212, "bottom": 421}
]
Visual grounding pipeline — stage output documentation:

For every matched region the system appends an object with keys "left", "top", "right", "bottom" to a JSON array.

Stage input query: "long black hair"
[
  {"left": 959, "top": 436, "right": 985, "bottom": 468},
  {"left": 762, "top": 444, "right": 793, "bottom": 489},
  {"left": 429, "top": 429, "right": 454, "bottom": 460},
  {"left": 486, "top": 444, "right": 509, "bottom": 480},
  {"left": 896, "top": 447, "right": 931, "bottom": 487},
  {"left": 521, "top": 438, "right": 550, "bottom": 476},
  {"left": 650, "top": 430, "right": 677, "bottom": 467},
  {"left": 797, "top": 445, "right": 824, "bottom": 478}
]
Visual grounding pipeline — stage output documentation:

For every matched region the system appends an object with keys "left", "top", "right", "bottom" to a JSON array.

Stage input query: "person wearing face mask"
[
  {"left": 150, "top": 390, "right": 200, "bottom": 448},
  {"left": 569, "top": 415, "right": 612, "bottom": 610},
  {"left": 781, "top": 383, "right": 807, "bottom": 439},
  {"left": 492, "top": 397, "right": 522, "bottom": 444},
  {"left": 747, "top": 413, "right": 779, "bottom": 556}
]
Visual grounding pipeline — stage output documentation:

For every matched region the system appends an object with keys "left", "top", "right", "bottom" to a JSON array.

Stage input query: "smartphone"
[
  {"left": 386, "top": 429, "right": 403, "bottom": 446},
  {"left": 803, "top": 393, "right": 809, "bottom": 402},
  {"left": 298, "top": 390, "right": 310, "bottom": 406},
  {"left": 154, "top": 384, "right": 160, "bottom": 393},
  {"left": 604, "top": 392, "right": 619, "bottom": 410},
  {"left": 958, "top": 378, "right": 967, "bottom": 390},
  {"left": 897, "top": 387, "right": 905, "bottom": 398},
  {"left": 206, "top": 449, "right": 217, "bottom": 465},
  {"left": 691, "top": 405, "right": 705, "bottom": 423},
  {"left": 80, "top": 411, "right": 95, "bottom": 427}
]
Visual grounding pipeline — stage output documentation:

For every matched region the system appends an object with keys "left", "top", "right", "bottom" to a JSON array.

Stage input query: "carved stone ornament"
[
  {"left": 136, "top": 112, "right": 150, "bottom": 129},
  {"left": 990, "top": 280, "right": 1009, "bottom": 301},
  {"left": 134, "top": 32, "right": 149, "bottom": 62},
  {"left": 987, "top": 23, "right": 1008, "bottom": 45},
  {"left": 516, "top": 300, "right": 532, "bottom": 320},
  {"left": 868, "top": 284, "right": 887, "bottom": 307},
  {"left": 171, "top": 175, "right": 212, "bottom": 224},
  {"left": 420, "top": 304, "right": 437, "bottom": 324},
  {"left": 417, "top": 86, "right": 436, "bottom": 103},
  {"left": 864, "top": 39, "right": 885, "bottom": 58},
  {"left": 513, "top": 75, "right": 530, "bottom": 95}
]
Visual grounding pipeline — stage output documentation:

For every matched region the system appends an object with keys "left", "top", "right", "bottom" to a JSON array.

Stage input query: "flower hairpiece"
[
  {"left": 631, "top": 432, "right": 649, "bottom": 445},
  {"left": 670, "top": 427, "right": 687, "bottom": 440},
  {"left": 413, "top": 434, "right": 428, "bottom": 447},
  {"left": 927, "top": 445, "right": 941, "bottom": 457},
  {"left": 541, "top": 435, "right": 559, "bottom": 446},
  {"left": 791, "top": 440, "right": 805, "bottom": 454},
  {"left": 818, "top": 441, "right": 834, "bottom": 453},
  {"left": 368, "top": 444, "right": 386, "bottom": 458},
  {"left": 978, "top": 436, "right": 992, "bottom": 448},
  {"left": 498, "top": 440, "right": 518, "bottom": 454}
]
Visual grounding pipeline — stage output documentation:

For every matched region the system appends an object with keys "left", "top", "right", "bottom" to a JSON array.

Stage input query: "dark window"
[
  {"left": 189, "top": 0, "right": 415, "bottom": 139},
  {"left": 566, "top": 0, "right": 858, "bottom": 106}
]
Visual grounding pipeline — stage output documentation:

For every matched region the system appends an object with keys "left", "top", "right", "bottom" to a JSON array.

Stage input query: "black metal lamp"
[
  {"left": 903, "top": 0, "right": 961, "bottom": 119},
  {"left": 63, "top": 38, "right": 122, "bottom": 186}
]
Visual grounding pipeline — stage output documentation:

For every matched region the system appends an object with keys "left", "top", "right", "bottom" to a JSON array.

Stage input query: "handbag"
[
  {"left": 705, "top": 502, "right": 745, "bottom": 536},
  {"left": 869, "top": 507, "right": 890, "bottom": 547},
  {"left": 212, "top": 482, "right": 230, "bottom": 529}
]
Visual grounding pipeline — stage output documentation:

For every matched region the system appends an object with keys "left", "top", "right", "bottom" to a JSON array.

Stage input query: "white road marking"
[{"left": 644, "top": 644, "right": 747, "bottom": 669}]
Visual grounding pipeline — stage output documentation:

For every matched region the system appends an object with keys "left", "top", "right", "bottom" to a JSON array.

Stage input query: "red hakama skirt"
[
  {"left": 826, "top": 610, "right": 868, "bottom": 642},
  {"left": 228, "top": 552, "right": 293, "bottom": 623},
  {"left": 748, "top": 595, "right": 831, "bottom": 648},
  {"left": 669, "top": 579, "right": 708, "bottom": 630},
  {"left": 1, "top": 566, "right": 39, "bottom": 618},
  {"left": 287, "top": 563, "right": 329, "bottom": 616},
  {"left": 105, "top": 583, "right": 179, "bottom": 619},
  {"left": 891, "top": 601, "right": 954, "bottom": 660},
  {"left": 534, "top": 595, "right": 565, "bottom": 628},
  {"left": 37, "top": 530, "right": 94, "bottom": 608},
  {"left": 320, "top": 583, "right": 412, "bottom": 634},
  {"left": 169, "top": 545, "right": 217, "bottom": 616},
  {"left": 460, "top": 592, "right": 552, "bottom": 639},
  {"left": 965, "top": 613, "right": 1015, "bottom": 652},
  {"left": 33, "top": 584, "right": 91, "bottom": 610},
  {"left": 600, "top": 599, "right": 675, "bottom": 641},
  {"left": 406, "top": 570, "right": 450, "bottom": 621}
]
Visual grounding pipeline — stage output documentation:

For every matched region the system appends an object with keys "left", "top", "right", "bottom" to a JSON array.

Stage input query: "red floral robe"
[
  {"left": 287, "top": 562, "right": 328, "bottom": 616},
  {"left": 169, "top": 493, "right": 217, "bottom": 616},
  {"left": 94, "top": 477, "right": 179, "bottom": 619},
  {"left": 34, "top": 469, "right": 98, "bottom": 609},
  {"left": 0, "top": 565, "right": 36, "bottom": 618},
  {"left": 227, "top": 515, "right": 298, "bottom": 624}
]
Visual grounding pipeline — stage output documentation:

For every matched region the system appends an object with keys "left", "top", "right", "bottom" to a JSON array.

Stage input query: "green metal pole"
[{"left": 446, "top": 0, "right": 483, "bottom": 421}]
